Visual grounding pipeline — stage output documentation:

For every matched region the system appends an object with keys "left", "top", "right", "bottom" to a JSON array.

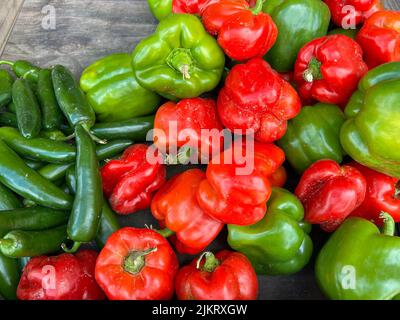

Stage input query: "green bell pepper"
[
  {"left": 80, "top": 53, "right": 161, "bottom": 122},
  {"left": 227, "top": 188, "right": 313, "bottom": 275},
  {"left": 278, "top": 103, "right": 346, "bottom": 174},
  {"left": 263, "top": 0, "right": 330, "bottom": 72},
  {"left": 316, "top": 213, "right": 400, "bottom": 300},
  {"left": 340, "top": 62, "right": 400, "bottom": 178},
  {"left": 132, "top": 14, "right": 225, "bottom": 100},
  {"left": 147, "top": 0, "right": 172, "bottom": 21}
]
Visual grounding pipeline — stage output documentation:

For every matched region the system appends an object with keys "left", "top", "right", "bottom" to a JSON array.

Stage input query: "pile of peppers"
[{"left": 0, "top": 0, "right": 399, "bottom": 301}]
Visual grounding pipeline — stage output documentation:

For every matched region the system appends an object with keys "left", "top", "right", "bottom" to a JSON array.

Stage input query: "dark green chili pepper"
[
  {"left": 39, "top": 129, "right": 67, "bottom": 141},
  {"left": 38, "top": 139, "right": 133, "bottom": 182},
  {"left": 65, "top": 165, "right": 76, "bottom": 194},
  {"left": 96, "top": 201, "right": 120, "bottom": 249},
  {"left": 0, "top": 69, "right": 13, "bottom": 108},
  {"left": 0, "top": 183, "right": 21, "bottom": 211},
  {"left": 0, "top": 60, "right": 40, "bottom": 82},
  {"left": 0, "top": 225, "right": 67, "bottom": 258},
  {"left": 91, "top": 115, "right": 154, "bottom": 141},
  {"left": 52, "top": 65, "right": 102, "bottom": 143},
  {"left": 64, "top": 124, "right": 102, "bottom": 251},
  {"left": 0, "top": 112, "right": 17, "bottom": 127},
  {"left": 12, "top": 79, "right": 41, "bottom": 138},
  {"left": 0, "top": 127, "right": 76, "bottom": 163},
  {"left": 24, "top": 159, "right": 45, "bottom": 170},
  {"left": 7, "top": 101, "right": 16, "bottom": 113},
  {"left": 37, "top": 69, "right": 64, "bottom": 130},
  {"left": 0, "top": 140, "right": 73, "bottom": 210}
]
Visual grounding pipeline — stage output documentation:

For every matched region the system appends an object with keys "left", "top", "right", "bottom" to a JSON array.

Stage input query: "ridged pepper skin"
[
  {"left": 95, "top": 227, "right": 179, "bottom": 300},
  {"left": 147, "top": 0, "right": 173, "bottom": 20},
  {"left": 349, "top": 162, "right": 400, "bottom": 226},
  {"left": 101, "top": 144, "right": 166, "bottom": 215},
  {"left": 17, "top": 250, "right": 105, "bottom": 300},
  {"left": 340, "top": 62, "right": 400, "bottom": 178},
  {"left": 324, "top": 0, "right": 382, "bottom": 27},
  {"left": 294, "top": 35, "right": 368, "bottom": 107},
  {"left": 151, "top": 169, "right": 223, "bottom": 255},
  {"left": 197, "top": 141, "right": 285, "bottom": 226},
  {"left": 228, "top": 188, "right": 313, "bottom": 275},
  {"left": 201, "top": 0, "right": 278, "bottom": 61},
  {"left": 278, "top": 103, "right": 346, "bottom": 174},
  {"left": 175, "top": 250, "right": 258, "bottom": 300},
  {"left": 316, "top": 214, "right": 400, "bottom": 300},
  {"left": 217, "top": 58, "right": 301, "bottom": 143},
  {"left": 154, "top": 98, "right": 223, "bottom": 161},
  {"left": 263, "top": 0, "right": 331, "bottom": 72},
  {"left": 295, "top": 160, "right": 366, "bottom": 232},
  {"left": 80, "top": 53, "right": 160, "bottom": 122},
  {"left": 132, "top": 14, "right": 225, "bottom": 100},
  {"left": 356, "top": 11, "right": 400, "bottom": 69}
]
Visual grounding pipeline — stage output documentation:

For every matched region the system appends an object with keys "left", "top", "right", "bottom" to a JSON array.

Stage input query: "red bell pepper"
[
  {"left": 295, "top": 160, "right": 367, "bottom": 232},
  {"left": 356, "top": 10, "right": 400, "bottom": 69},
  {"left": 218, "top": 58, "right": 301, "bottom": 143},
  {"left": 100, "top": 144, "right": 166, "bottom": 215},
  {"left": 197, "top": 141, "right": 285, "bottom": 226},
  {"left": 95, "top": 227, "right": 179, "bottom": 300},
  {"left": 349, "top": 162, "right": 400, "bottom": 226},
  {"left": 201, "top": 0, "right": 278, "bottom": 61},
  {"left": 269, "top": 166, "right": 287, "bottom": 188},
  {"left": 151, "top": 169, "right": 224, "bottom": 255},
  {"left": 17, "top": 250, "right": 105, "bottom": 300},
  {"left": 294, "top": 35, "right": 368, "bottom": 107},
  {"left": 153, "top": 98, "right": 224, "bottom": 162},
  {"left": 172, "top": 0, "right": 215, "bottom": 14},
  {"left": 175, "top": 250, "right": 258, "bottom": 300},
  {"left": 324, "top": 0, "right": 383, "bottom": 27}
]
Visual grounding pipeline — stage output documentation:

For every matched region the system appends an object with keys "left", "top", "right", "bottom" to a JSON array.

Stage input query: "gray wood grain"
[
  {"left": 386, "top": 0, "right": 400, "bottom": 10},
  {"left": 0, "top": 0, "right": 24, "bottom": 56}
]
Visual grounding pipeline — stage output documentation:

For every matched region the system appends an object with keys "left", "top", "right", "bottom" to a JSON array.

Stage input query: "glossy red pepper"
[
  {"left": 151, "top": 169, "right": 224, "bottom": 255},
  {"left": 356, "top": 10, "right": 400, "bottom": 69},
  {"left": 17, "top": 250, "right": 105, "bottom": 300},
  {"left": 175, "top": 250, "right": 258, "bottom": 300},
  {"left": 172, "top": 0, "right": 215, "bottom": 14},
  {"left": 269, "top": 166, "right": 287, "bottom": 188},
  {"left": 95, "top": 227, "right": 179, "bottom": 300},
  {"left": 154, "top": 98, "right": 223, "bottom": 162},
  {"left": 201, "top": 0, "right": 277, "bottom": 61},
  {"left": 100, "top": 144, "right": 166, "bottom": 215},
  {"left": 295, "top": 160, "right": 366, "bottom": 232},
  {"left": 349, "top": 162, "right": 400, "bottom": 226},
  {"left": 294, "top": 35, "right": 368, "bottom": 107},
  {"left": 218, "top": 58, "right": 301, "bottom": 143},
  {"left": 324, "top": 0, "right": 383, "bottom": 27},
  {"left": 197, "top": 141, "right": 285, "bottom": 226}
]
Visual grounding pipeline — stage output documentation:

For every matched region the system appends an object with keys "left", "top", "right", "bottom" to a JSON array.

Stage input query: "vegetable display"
[{"left": 0, "top": 0, "right": 399, "bottom": 301}]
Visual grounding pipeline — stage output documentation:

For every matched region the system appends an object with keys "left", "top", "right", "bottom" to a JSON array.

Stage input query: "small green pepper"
[
  {"left": 0, "top": 69, "right": 13, "bottom": 108},
  {"left": 147, "top": 0, "right": 172, "bottom": 21},
  {"left": 0, "top": 184, "right": 21, "bottom": 211},
  {"left": 278, "top": 103, "right": 346, "bottom": 173},
  {"left": 132, "top": 14, "right": 225, "bottom": 100},
  {"left": 0, "top": 60, "right": 40, "bottom": 82},
  {"left": 228, "top": 188, "right": 313, "bottom": 275},
  {"left": 80, "top": 53, "right": 160, "bottom": 122},
  {"left": 12, "top": 79, "right": 42, "bottom": 139}
]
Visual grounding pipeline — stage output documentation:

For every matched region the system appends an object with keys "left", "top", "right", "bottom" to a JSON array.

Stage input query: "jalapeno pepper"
[
  {"left": 0, "top": 60, "right": 40, "bottom": 82},
  {"left": 0, "top": 225, "right": 67, "bottom": 258},
  {"left": 12, "top": 79, "right": 42, "bottom": 139},
  {"left": 0, "top": 112, "right": 17, "bottom": 127},
  {"left": 65, "top": 124, "right": 103, "bottom": 250},
  {"left": 0, "top": 69, "right": 13, "bottom": 108},
  {"left": 0, "top": 140, "right": 73, "bottom": 210},
  {"left": 0, "top": 184, "right": 21, "bottom": 211},
  {"left": 37, "top": 69, "right": 64, "bottom": 130}
]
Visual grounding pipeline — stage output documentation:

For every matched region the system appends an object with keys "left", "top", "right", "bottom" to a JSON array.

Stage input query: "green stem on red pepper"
[
  {"left": 303, "top": 57, "right": 323, "bottom": 83},
  {"left": 196, "top": 252, "right": 220, "bottom": 273}
]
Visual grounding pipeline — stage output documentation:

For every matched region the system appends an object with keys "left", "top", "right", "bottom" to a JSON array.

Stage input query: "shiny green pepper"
[
  {"left": 228, "top": 188, "right": 313, "bottom": 275},
  {"left": 80, "top": 53, "right": 161, "bottom": 122},
  {"left": 340, "top": 62, "right": 400, "bottom": 178},
  {"left": 132, "top": 14, "right": 225, "bottom": 100},
  {"left": 278, "top": 103, "right": 346, "bottom": 174},
  {"left": 0, "top": 70, "right": 13, "bottom": 108},
  {"left": 316, "top": 213, "right": 400, "bottom": 300},
  {"left": 147, "top": 0, "right": 172, "bottom": 21},
  {"left": 263, "top": 0, "right": 330, "bottom": 72}
]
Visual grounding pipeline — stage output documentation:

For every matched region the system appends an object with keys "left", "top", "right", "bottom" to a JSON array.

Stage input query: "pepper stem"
[
  {"left": 61, "top": 241, "right": 81, "bottom": 253},
  {"left": 156, "top": 228, "right": 175, "bottom": 238},
  {"left": 303, "top": 57, "right": 323, "bottom": 83},
  {"left": 196, "top": 252, "right": 220, "bottom": 273},
  {"left": 0, "top": 60, "right": 14, "bottom": 67},
  {"left": 123, "top": 247, "right": 157, "bottom": 275},
  {"left": 380, "top": 212, "right": 395, "bottom": 236},
  {"left": 81, "top": 123, "right": 107, "bottom": 144},
  {"left": 166, "top": 48, "right": 194, "bottom": 80},
  {"left": 250, "top": 0, "right": 264, "bottom": 15}
]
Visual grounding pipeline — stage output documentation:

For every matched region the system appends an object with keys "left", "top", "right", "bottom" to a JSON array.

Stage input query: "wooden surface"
[{"left": 0, "top": 0, "right": 399, "bottom": 300}]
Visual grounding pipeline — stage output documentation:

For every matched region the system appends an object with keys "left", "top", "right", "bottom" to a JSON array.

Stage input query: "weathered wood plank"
[
  {"left": 0, "top": 0, "right": 25, "bottom": 56},
  {"left": 386, "top": 0, "right": 400, "bottom": 10}
]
